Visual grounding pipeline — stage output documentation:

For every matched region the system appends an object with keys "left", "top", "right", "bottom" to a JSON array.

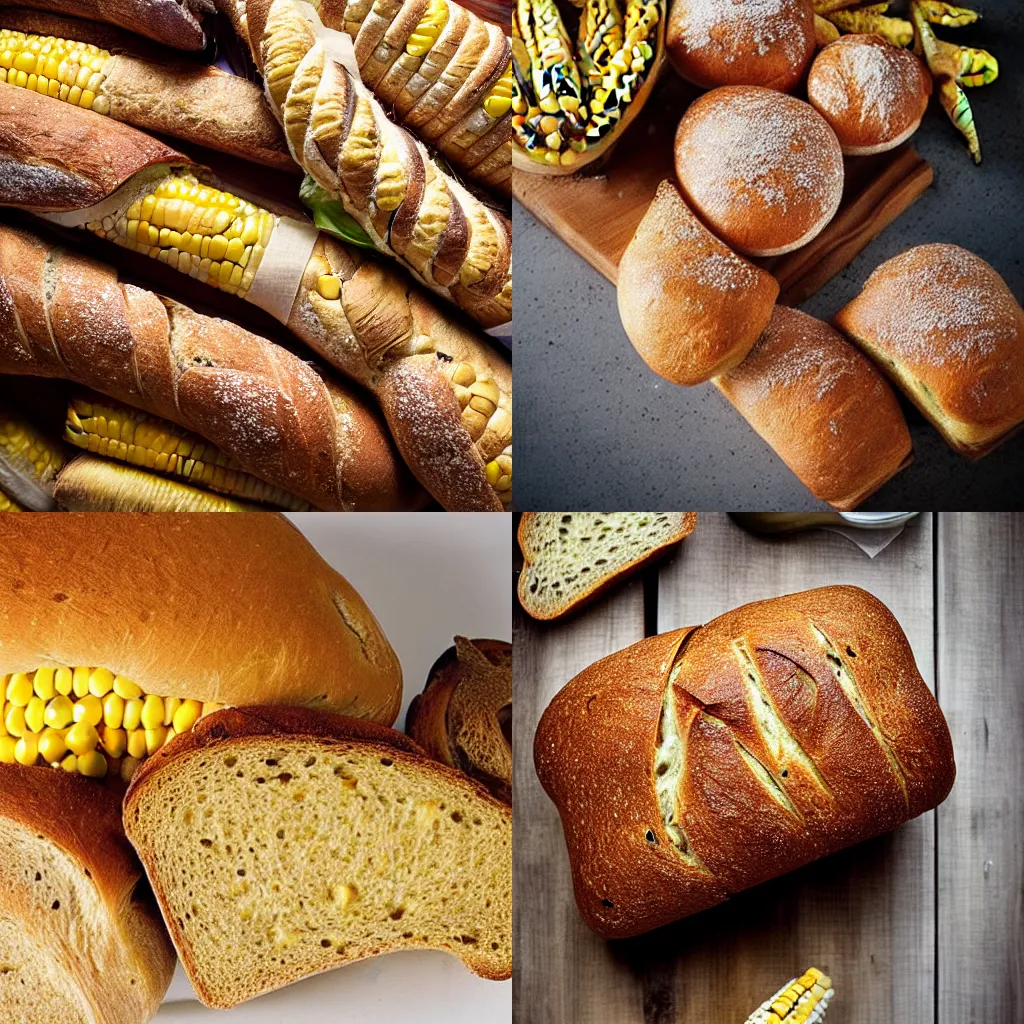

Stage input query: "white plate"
[{"left": 153, "top": 512, "right": 513, "bottom": 1022}]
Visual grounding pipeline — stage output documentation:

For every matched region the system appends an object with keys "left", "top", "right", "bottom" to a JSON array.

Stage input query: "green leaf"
[{"left": 299, "top": 175, "right": 375, "bottom": 250}]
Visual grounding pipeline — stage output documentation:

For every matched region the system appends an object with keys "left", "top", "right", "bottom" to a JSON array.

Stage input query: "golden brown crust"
[
  {"left": 13, "top": 0, "right": 208, "bottom": 49},
  {"left": 715, "top": 306, "right": 912, "bottom": 510},
  {"left": 617, "top": 181, "right": 778, "bottom": 385},
  {"left": 834, "top": 243, "right": 1024, "bottom": 457},
  {"left": 0, "top": 762, "right": 176, "bottom": 1024},
  {"left": 536, "top": 586, "right": 955, "bottom": 939},
  {"left": 807, "top": 35, "right": 932, "bottom": 155},
  {"left": 0, "top": 513, "right": 404, "bottom": 723}
]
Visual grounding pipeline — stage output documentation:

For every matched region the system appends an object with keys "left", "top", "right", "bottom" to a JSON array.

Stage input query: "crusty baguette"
[
  {"left": 715, "top": 306, "right": 913, "bottom": 511},
  {"left": 0, "top": 88, "right": 512, "bottom": 511},
  {"left": 0, "top": 223, "right": 421, "bottom": 512},
  {"left": 241, "top": 0, "right": 512, "bottom": 329},
  {"left": 0, "top": 9, "right": 295, "bottom": 169},
  {"left": 13, "top": 0, "right": 211, "bottom": 49},
  {"left": 534, "top": 586, "right": 955, "bottom": 938},
  {"left": 518, "top": 512, "right": 697, "bottom": 621},
  {"left": 0, "top": 762, "right": 176, "bottom": 1024},
  {"left": 406, "top": 637, "right": 512, "bottom": 803},
  {"left": 0, "top": 513, "right": 403, "bottom": 723},
  {"left": 123, "top": 705, "right": 513, "bottom": 1007}
]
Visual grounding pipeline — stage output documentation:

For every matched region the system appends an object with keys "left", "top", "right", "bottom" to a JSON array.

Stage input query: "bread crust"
[
  {"left": 535, "top": 586, "right": 955, "bottom": 938},
  {"left": 517, "top": 511, "right": 698, "bottom": 621},
  {"left": 12, "top": 0, "right": 208, "bottom": 49},
  {"left": 0, "top": 513, "right": 404, "bottom": 723},
  {"left": 618, "top": 181, "right": 778, "bottom": 385},
  {"left": 834, "top": 243, "right": 1024, "bottom": 457},
  {"left": 0, "top": 762, "right": 176, "bottom": 1024},
  {"left": 715, "top": 306, "right": 913, "bottom": 510}
]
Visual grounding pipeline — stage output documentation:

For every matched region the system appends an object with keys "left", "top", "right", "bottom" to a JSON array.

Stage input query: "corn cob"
[
  {"left": 0, "top": 30, "right": 112, "bottom": 114},
  {"left": 0, "top": 412, "right": 65, "bottom": 510},
  {"left": 746, "top": 968, "right": 834, "bottom": 1024},
  {"left": 65, "top": 397, "right": 311, "bottom": 511},
  {"left": 0, "top": 665, "right": 225, "bottom": 780},
  {"left": 0, "top": 486, "right": 22, "bottom": 512}
]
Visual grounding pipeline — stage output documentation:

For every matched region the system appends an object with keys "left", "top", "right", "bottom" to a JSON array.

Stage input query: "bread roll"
[
  {"left": 807, "top": 34, "right": 932, "bottom": 155},
  {"left": 617, "top": 180, "right": 779, "bottom": 384},
  {"left": 667, "top": 0, "right": 816, "bottom": 91},
  {"left": 834, "top": 243, "right": 1024, "bottom": 458},
  {"left": 674, "top": 86, "right": 844, "bottom": 257},
  {"left": 716, "top": 306, "right": 912, "bottom": 510}
]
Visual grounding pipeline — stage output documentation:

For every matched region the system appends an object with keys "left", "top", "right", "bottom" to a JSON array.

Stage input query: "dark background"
[{"left": 513, "top": 3, "right": 1024, "bottom": 511}]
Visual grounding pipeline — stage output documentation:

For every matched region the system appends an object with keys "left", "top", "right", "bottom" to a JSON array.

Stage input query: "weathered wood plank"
[{"left": 936, "top": 513, "right": 1024, "bottom": 1023}]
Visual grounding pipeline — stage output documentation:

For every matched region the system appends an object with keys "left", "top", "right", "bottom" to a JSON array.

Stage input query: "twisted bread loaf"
[
  {"left": 223, "top": 0, "right": 511, "bottom": 194},
  {"left": 535, "top": 586, "right": 955, "bottom": 938},
  {"left": 244, "top": 0, "right": 512, "bottom": 329},
  {"left": 0, "top": 223, "right": 420, "bottom": 511}
]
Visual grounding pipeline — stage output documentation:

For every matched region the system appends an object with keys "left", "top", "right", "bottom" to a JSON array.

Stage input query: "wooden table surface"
[{"left": 514, "top": 513, "right": 1023, "bottom": 1024}]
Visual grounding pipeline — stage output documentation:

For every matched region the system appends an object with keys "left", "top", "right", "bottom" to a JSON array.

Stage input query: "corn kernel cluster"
[
  {"left": 1, "top": 416, "right": 65, "bottom": 482},
  {"left": 88, "top": 176, "right": 275, "bottom": 298},
  {"left": 483, "top": 62, "right": 513, "bottom": 119},
  {"left": 439, "top": 360, "right": 508, "bottom": 443},
  {"left": 746, "top": 968, "right": 834, "bottom": 1024},
  {"left": 485, "top": 444, "right": 512, "bottom": 504},
  {"left": 406, "top": 0, "right": 449, "bottom": 56},
  {"left": 0, "top": 667, "right": 222, "bottom": 781},
  {"left": 0, "top": 30, "right": 111, "bottom": 114},
  {"left": 0, "top": 487, "right": 21, "bottom": 512},
  {"left": 66, "top": 397, "right": 311, "bottom": 512}
]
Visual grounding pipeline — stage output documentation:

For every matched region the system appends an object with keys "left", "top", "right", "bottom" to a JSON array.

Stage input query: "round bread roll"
[
  {"left": 716, "top": 306, "right": 912, "bottom": 509},
  {"left": 834, "top": 243, "right": 1024, "bottom": 458},
  {"left": 667, "top": 0, "right": 816, "bottom": 91},
  {"left": 617, "top": 180, "right": 779, "bottom": 385},
  {"left": 807, "top": 34, "right": 933, "bottom": 154},
  {"left": 674, "top": 86, "right": 844, "bottom": 257}
]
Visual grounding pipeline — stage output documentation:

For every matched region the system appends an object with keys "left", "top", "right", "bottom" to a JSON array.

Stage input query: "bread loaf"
[
  {"left": 535, "top": 586, "right": 955, "bottom": 938},
  {"left": 0, "top": 762, "right": 177, "bottom": 1024},
  {"left": 123, "top": 706, "right": 513, "bottom": 1007}
]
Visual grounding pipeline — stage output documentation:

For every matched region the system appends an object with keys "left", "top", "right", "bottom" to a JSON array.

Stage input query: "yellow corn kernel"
[
  {"left": 32, "top": 667, "right": 56, "bottom": 700},
  {"left": 54, "top": 667, "right": 73, "bottom": 696},
  {"left": 99, "top": 725, "right": 127, "bottom": 758},
  {"left": 201, "top": 702, "right": 224, "bottom": 718},
  {"left": 59, "top": 753, "right": 77, "bottom": 772},
  {"left": 127, "top": 728, "right": 147, "bottom": 760},
  {"left": 121, "top": 755, "right": 141, "bottom": 783},
  {"left": 0, "top": 700, "right": 6, "bottom": 737},
  {"left": 72, "top": 666, "right": 91, "bottom": 698},
  {"left": 141, "top": 694, "right": 165, "bottom": 730},
  {"left": 74, "top": 693, "right": 103, "bottom": 727},
  {"left": 0, "top": 736, "right": 16, "bottom": 763},
  {"left": 316, "top": 274, "right": 341, "bottom": 300},
  {"left": 24, "top": 696, "right": 45, "bottom": 733},
  {"left": 14, "top": 733, "right": 37, "bottom": 766},
  {"left": 163, "top": 696, "right": 182, "bottom": 728},
  {"left": 77, "top": 750, "right": 107, "bottom": 777},
  {"left": 483, "top": 62, "right": 512, "bottom": 118},
  {"left": 44, "top": 695, "right": 75, "bottom": 730},
  {"left": 114, "top": 676, "right": 142, "bottom": 699},
  {"left": 145, "top": 725, "right": 167, "bottom": 755},
  {"left": 5, "top": 705, "right": 25, "bottom": 738},
  {"left": 6, "top": 673, "right": 33, "bottom": 707},
  {"left": 88, "top": 666, "right": 115, "bottom": 697},
  {"left": 123, "top": 697, "right": 143, "bottom": 731},
  {"left": 103, "top": 692, "right": 125, "bottom": 728},
  {"left": 173, "top": 699, "right": 203, "bottom": 734},
  {"left": 66, "top": 720, "right": 99, "bottom": 756},
  {"left": 38, "top": 728, "right": 67, "bottom": 764},
  {"left": 406, "top": 0, "right": 449, "bottom": 56}
]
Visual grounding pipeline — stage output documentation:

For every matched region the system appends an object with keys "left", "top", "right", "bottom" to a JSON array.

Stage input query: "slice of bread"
[
  {"left": 518, "top": 512, "right": 697, "bottom": 620},
  {"left": 406, "top": 638, "right": 512, "bottom": 804},
  {"left": 0, "top": 763, "right": 176, "bottom": 1024},
  {"left": 123, "top": 706, "right": 512, "bottom": 1009}
]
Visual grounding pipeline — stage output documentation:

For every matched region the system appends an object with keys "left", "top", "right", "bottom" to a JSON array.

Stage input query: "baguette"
[
  {"left": 11, "top": 0, "right": 212, "bottom": 49},
  {"left": 123, "top": 705, "right": 513, "bottom": 1007},
  {"left": 0, "top": 223, "right": 421, "bottom": 512},
  {"left": 0, "top": 88, "right": 512, "bottom": 511},
  {"left": 0, "top": 762, "right": 177, "bottom": 1024},
  {"left": 240, "top": 0, "right": 512, "bottom": 329},
  {"left": 221, "top": 0, "right": 511, "bottom": 195},
  {"left": 518, "top": 511, "right": 697, "bottom": 620},
  {"left": 406, "top": 637, "right": 512, "bottom": 803},
  {"left": 0, "top": 10, "right": 294, "bottom": 169},
  {"left": 535, "top": 586, "right": 955, "bottom": 938}
]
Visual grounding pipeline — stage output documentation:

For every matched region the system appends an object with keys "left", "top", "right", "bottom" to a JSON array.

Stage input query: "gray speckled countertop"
[{"left": 514, "top": 4, "right": 1024, "bottom": 510}]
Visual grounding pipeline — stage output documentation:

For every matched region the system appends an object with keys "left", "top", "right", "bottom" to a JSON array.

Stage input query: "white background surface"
[{"left": 153, "top": 513, "right": 512, "bottom": 1023}]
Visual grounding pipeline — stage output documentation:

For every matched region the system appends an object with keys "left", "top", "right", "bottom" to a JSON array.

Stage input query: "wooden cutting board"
[{"left": 513, "top": 76, "right": 934, "bottom": 306}]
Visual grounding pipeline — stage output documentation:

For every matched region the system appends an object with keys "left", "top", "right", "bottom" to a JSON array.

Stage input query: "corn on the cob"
[
  {"left": 0, "top": 411, "right": 65, "bottom": 510},
  {"left": 0, "top": 30, "right": 112, "bottom": 114},
  {"left": 64, "top": 396, "right": 310, "bottom": 511},
  {"left": 1, "top": 667, "right": 216, "bottom": 780},
  {"left": 746, "top": 968, "right": 834, "bottom": 1024},
  {"left": 86, "top": 175, "right": 275, "bottom": 299}
]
